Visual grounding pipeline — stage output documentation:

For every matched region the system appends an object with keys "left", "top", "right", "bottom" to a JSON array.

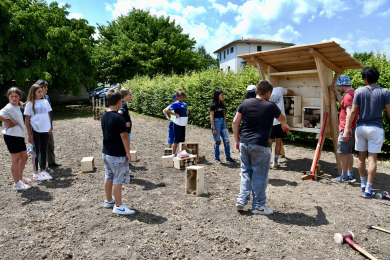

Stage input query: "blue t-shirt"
[
  {"left": 169, "top": 101, "right": 188, "bottom": 117},
  {"left": 353, "top": 86, "right": 390, "bottom": 129}
]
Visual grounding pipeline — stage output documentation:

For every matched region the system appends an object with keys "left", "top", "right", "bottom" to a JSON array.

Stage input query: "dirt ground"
[{"left": 0, "top": 114, "right": 389, "bottom": 260}]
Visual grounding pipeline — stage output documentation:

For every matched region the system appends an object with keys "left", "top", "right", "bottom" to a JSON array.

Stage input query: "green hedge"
[{"left": 121, "top": 52, "right": 390, "bottom": 153}]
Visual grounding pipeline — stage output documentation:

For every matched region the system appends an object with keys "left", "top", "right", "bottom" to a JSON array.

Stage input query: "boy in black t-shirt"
[
  {"left": 101, "top": 89, "right": 134, "bottom": 215},
  {"left": 118, "top": 88, "right": 132, "bottom": 142}
]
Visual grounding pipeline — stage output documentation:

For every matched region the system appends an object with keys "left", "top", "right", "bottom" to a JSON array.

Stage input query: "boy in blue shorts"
[
  {"left": 163, "top": 93, "right": 178, "bottom": 148},
  {"left": 163, "top": 90, "right": 188, "bottom": 155},
  {"left": 101, "top": 89, "right": 134, "bottom": 215}
]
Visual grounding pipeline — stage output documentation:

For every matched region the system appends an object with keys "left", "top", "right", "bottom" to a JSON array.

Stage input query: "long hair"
[
  {"left": 212, "top": 89, "right": 224, "bottom": 110},
  {"left": 6, "top": 87, "right": 24, "bottom": 107},
  {"left": 242, "top": 91, "right": 256, "bottom": 102},
  {"left": 26, "top": 84, "right": 42, "bottom": 115}
]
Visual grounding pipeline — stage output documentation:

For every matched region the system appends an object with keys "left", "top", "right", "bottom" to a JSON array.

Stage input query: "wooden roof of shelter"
[{"left": 237, "top": 41, "right": 364, "bottom": 74}]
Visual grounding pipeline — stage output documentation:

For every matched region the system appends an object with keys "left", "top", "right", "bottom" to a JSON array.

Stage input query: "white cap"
[{"left": 246, "top": 85, "right": 256, "bottom": 91}]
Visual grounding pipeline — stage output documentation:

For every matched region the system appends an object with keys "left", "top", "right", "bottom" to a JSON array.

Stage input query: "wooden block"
[
  {"left": 174, "top": 154, "right": 197, "bottom": 170},
  {"left": 164, "top": 148, "right": 173, "bottom": 156},
  {"left": 130, "top": 151, "right": 137, "bottom": 162},
  {"left": 284, "top": 96, "right": 302, "bottom": 117},
  {"left": 162, "top": 155, "right": 174, "bottom": 168},
  {"left": 179, "top": 142, "right": 199, "bottom": 161},
  {"left": 286, "top": 116, "right": 301, "bottom": 127},
  {"left": 323, "top": 174, "right": 332, "bottom": 178},
  {"left": 185, "top": 166, "right": 204, "bottom": 196},
  {"left": 301, "top": 175, "right": 311, "bottom": 180},
  {"left": 81, "top": 157, "right": 94, "bottom": 172}
]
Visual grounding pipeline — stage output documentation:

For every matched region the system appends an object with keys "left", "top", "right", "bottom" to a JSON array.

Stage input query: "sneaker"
[
  {"left": 41, "top": 172, "right": 53, "bottom": 180},
  {"left": 13, "top": 182, "right": 31, "bottom": 190},
  {"left": 226, "top": 158, "right": 236, "bottom": 163},
  {"left": 362, "top": 190, "right": 375, "bottom": 198},
  {"left": 112, "top": 204, "right": 135, "bottom": 215},
  {"left": 21, "top": 177, "right": 32, "bottom": 184},
  {"left": 172, "top": 153, "right": 177, "bottom": 157},
  {"left": 271, "top": 163, "right": 281, "bottom": 169},
  {"left": 332, "top": 176, "right": 350, "bottom": 183},
  {"left": 33, "top": 173, "right": 47, "bottom": 181},
  {"left": 252, "top": 206, "right": 273, "bottom": 215},
  {"left": 236, "top": 203, "right": 245, "bottom": 210},
  {"left": 361, "top": 186, "right": 366, "bottom": 192},
  {"left": 215, "top": 159, "right": 222, "bottom": 164},
  {"left": 104, "top": 199, "right": 115, "bottom": 208},
  {"left": 348, "top": 176, "right": 356, "bottom": 183}
]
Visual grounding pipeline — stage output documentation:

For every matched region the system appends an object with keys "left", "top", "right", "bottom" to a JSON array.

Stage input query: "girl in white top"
[
  {"left": 24, "top": 84, "right": 53, "bottom": 181},
  {"left": 0, "top": 87, "right": 31, "bottom": 190}
]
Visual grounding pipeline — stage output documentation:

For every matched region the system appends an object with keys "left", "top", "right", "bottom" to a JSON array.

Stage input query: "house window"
[
  {"left": 230, "top": 47, "right": 234, "bottom": 53},
  {"left": 227, "top": 49, "right": 229, "bottom": 55},
  {"left": 257, "top": 46, "right": 262, "bottom": 51},
  {"left": 224, "top": 51, "right": 226, "bottom": 59},
  {"left": 228, "top": 66, "right": 230, "bottom": 72}
]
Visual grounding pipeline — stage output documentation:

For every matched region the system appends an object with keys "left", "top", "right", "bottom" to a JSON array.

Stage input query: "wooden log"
[{"left": 304, "top": 114, "right": 320, "bottom": 121}]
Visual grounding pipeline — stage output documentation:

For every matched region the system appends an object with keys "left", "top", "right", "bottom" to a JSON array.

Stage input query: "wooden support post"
[
  {"left": 98, "top": 98, "right": 101, "bottom": 121},
  {"left": 92, "top": 96, "right": 95, "bottom": 120},
  {"left": 308, "top": 48, "right": 344, "bottom": 74},
  {"left": 251, "top": 56, "right": 267, "bottom": 80}
]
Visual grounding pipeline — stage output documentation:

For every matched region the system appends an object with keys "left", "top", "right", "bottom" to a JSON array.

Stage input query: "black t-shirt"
[
  {"left": 101, "top": 111, "right": 127, "bottom": 156},
  {"left": 210, "top": 102, "right": 225, "bottom": 118},
  {"left": 237, "top": 98, "right": 281, "bottom": 147},
  {"left": 119, "top": 101, "right": 131, "bottom": 133}
]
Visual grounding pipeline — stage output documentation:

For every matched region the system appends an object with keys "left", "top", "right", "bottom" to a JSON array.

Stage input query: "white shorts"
[{"left": 355, "top": 126, "right": 384, "bottom": 153}]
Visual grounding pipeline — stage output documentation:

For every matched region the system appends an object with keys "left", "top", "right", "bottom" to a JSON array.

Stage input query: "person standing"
[
  {"left": 233, "top": 80, "right": 289, "bottom": 215},
  {"left": 269, "top": 86, "right": 293, "bottom": 168},
  {"left": 331, "top": 76, "right": 358, "bottom": 183},
  {"left": 37, "top": 80, "right": 62, "bottom": 170},
  {"left": 343, "top": 67, "right": 390, "bottom": 197}
]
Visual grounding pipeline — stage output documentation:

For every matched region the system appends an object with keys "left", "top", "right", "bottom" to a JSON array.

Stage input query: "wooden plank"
[
  {"left": 268, "top": 65, "right": 279, "bottom": 86},
  {"left": 282, "top": 87, "right": 321, "bottom": 98},
  {"left": 275, "top": 65, "right": 317, "bottom": 72},
  {"left": 314, "top": 57, "right": 330, "bottom": 112},
  {"left": 251, "top": 56, "right": 267, "bottom": 80},
  {"left": 341, "top": 65, "right": 365, "bottom": 70},
  {"left": 309, "top": 48, "right": 344, "bottom": 73},
  {"left": 302, "top": 97, "right": 322, "bottom": 107},
  {"left": 277, "top": 77, "right": 321, "bottom": 88},
  {"left": 290, "top": 127, "right": 321, "bottom": 133},
  {"left": 251, "top": 56, "right": 269, "bottom": 69},
  {"left": 269, "top": 59, "right": 315, "bottom": 67},
  {"left": 269, "top": 69, "right": 318, "bottom": 77}
]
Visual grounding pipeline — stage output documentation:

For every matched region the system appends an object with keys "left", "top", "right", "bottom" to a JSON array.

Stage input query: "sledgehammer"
[
  {"left": 375, "top": 191, "right": 390, "bottom": 199},
  {"left": 334, "top": 231, "right": 378, "bottom": 260},
  {"left": 367, "top": 225, "right": 390, "bottom": 234}
]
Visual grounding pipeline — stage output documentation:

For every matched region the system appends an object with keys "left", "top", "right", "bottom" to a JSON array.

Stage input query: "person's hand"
[
  {"left": 235, "top": 142, "right": 240, "bottom": 152},
  {"left": 175, "top": 113, "right": 180, "bottom": 118},
  {"left": 330, "top": 84, "right": 338, "bottom": 92},
  {"left": 6, "top": 121, "right": 17, "bottom": 129},
  {"left": 213, "top": 129, "right": 217, "bottom": 135},
  {"left": 186, "top": 110, "right": 189, "bottom": 115},
  {"left": 125, "top": 152, "right": 131, "bottom": 163},
  {"left": 343, "top": 128, "right": 351, "bottom": 142},
  {"left": 47, "top": 129, "right": 52, "bottom": 135},
  {"left": 126, "top": 122, "right": 130, "bottom": 127},
  {"left": 281, "top": 123, "right": 290, "bottom": 134},
  {"left": 165, "top": 116, "right": 170, "bottom": 121},
  {"left": 28, "top": 135, "right": 34, "bottom": 143}
]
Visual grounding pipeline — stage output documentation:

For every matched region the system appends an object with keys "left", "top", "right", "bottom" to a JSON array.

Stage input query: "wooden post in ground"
[{"left": 92, "top": 96, "right": 95, "bottom": 120}]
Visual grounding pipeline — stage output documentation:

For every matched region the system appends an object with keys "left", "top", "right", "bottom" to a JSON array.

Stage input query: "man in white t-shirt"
[{"left": 269, "top": 87, "right": 294, "bottom": 168}]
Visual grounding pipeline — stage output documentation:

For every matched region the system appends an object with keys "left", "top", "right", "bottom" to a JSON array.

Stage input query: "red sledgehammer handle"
[
  {"left": 310, "top": 112, "right": 328, "bottom": 180},
  {"left": 345, "top": 237, "right": 378, "bottom": 260}
]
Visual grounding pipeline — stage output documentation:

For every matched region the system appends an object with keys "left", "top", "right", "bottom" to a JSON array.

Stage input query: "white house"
[{"left": 214, "top": 38, "right": 295, "bottom": 73}]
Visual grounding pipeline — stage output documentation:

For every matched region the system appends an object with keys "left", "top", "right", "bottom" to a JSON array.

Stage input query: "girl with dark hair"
[
  {"left": 0, "top": 87, "right": 31, "bottom": 190},
  {"left": 24, "top": 84, "right": 53, "bottom": 181},
  {"left": 210, "top": 89, "right": 236, "bottom": 164},
  {"left": 242, "top": 85, "right": 256, "bottom": 101}
]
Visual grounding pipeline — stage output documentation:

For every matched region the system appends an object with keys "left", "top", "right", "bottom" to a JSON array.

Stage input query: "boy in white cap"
[{"left": 331, "top": 75, "right": 358, "bottom": 183}]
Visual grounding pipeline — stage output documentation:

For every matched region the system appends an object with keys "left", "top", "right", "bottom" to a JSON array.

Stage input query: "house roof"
[
  {"left": 236, "top": 41, "right": 363, "bottom": 73},
  {"left": 213, "top": 38, "right": 295, "bottom": 53}
]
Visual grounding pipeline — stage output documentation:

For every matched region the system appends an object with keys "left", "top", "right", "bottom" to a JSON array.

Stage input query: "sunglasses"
[{"left": 39, "top": 81, "right": 48, "bottom": 86}]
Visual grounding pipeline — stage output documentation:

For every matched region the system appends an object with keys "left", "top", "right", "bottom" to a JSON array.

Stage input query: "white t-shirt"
[
  {"left": 24, "top": 99, "right": 52, "bottom": 133},
  {"left": 270, "top": 87, "right": 288, "bottom": 125},
  {"left": 0, "top": 103, "right": 25, "bottom": 137}
]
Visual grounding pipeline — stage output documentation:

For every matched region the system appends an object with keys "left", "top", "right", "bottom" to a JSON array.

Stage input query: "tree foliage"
[
  {"left": 0, "top": 0, "right": 96, "bottom": 94},
  {"left": 196, "top": 46, "right": 219, "bottom": 69},
  {"left": 94, "top": 9, "right": 205, "bottom": 85}
]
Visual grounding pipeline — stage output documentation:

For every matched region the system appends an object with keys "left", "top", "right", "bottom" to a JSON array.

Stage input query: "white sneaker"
[
  {"left": 104, "top": 199, "right": 115, "bottom": 208},
  {"left": 13, "top": 182, "right": 31, "bottom": 190},
  {"left": 33, "top": 173, "right": 47, "bottom": 181},
  {"left": 271, "top": 163, "right": 281, "bottom": 169},
  {"left": 252, "top": 206, "right": 273, "bottom": 215},
  {"left": 41, "top": 172, "right": 53, "bottom": 180},
  {"left": 21, "top": 177, "right": 32, "bottom": 184},
  {"left": 112, "top": 204, "right": 135, "bottom": 215}
]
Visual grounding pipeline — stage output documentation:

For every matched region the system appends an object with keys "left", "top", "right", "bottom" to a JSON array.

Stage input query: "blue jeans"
[
  {"left": 236, "top": 143, "right": 271, "bottom": 210},
  {"left": 168, "top": 122, "right": 174, "bottom": 144},
  {"left": 211, "top": 118, "right": 231, "bottom": 160}
]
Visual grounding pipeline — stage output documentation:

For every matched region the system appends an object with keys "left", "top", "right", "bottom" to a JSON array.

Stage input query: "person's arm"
[
  {"left": 120, "top": 131, "right": 131, "bottom": 163},
  {"left": 276, "top": 113, "right": 290, "bottom": 133},
  {"left": 0, "top": 116, "right": 17, "bottom": 128},
  {"left": 232, "top": 112, "right": 242, "bottom": 152},
  {"left": 25, "top": 115, "right": 33, "bottom": 143},
  {"left": 47, "top": 112, "right": 52, "bottom": 135},
  {"left": 286, "top": 89, "right": 294, "bottom": 96},
  {"left": 210, "top": 111, "right": 217, "bottom": 135},
  {"left": 385, "top": 103, "right": 390, "bottom": 118},
  {"left": 163, "top": 106, "right": 179, "bottom": 118},
  {"left": 163, "top": 105, "right": 171, "bottom": 120},
  {"left": 331, "top": 84, "right": 343, "bottom": 103},
  {"left": 343, "top": 104, "right": 359, "bottom": 141}
]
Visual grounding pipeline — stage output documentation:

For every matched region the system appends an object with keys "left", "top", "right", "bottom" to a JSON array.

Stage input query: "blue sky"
[{"left": 49, "top": 0, "right": 390, "bottom": 56}]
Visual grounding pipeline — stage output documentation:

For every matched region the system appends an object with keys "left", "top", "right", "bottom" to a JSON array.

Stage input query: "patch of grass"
[{"left": 53, "top": 113, "right": 93, "bottom": 120}]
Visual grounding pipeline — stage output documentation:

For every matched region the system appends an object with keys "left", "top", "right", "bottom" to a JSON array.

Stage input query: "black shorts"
[
  {"left": 173, "top": 124, "right": 186, "bottom": 143},
  {"left": 4, "top": 135, "right": 27, "bottom": 154},
  {"left": 270, "top": 124, "right": 287, "bottom": 139}
]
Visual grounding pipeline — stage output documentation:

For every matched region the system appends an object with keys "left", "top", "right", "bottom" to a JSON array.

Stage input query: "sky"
[{"left": 48, "top": 0, "right": 390, "bottom": 56}]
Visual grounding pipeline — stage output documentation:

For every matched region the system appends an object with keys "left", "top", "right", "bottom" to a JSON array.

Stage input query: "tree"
[
  {"left": 196, "top": 46, "right": 219, "bottom": 69},
  {"left": 94, "top": 9, "right": 205, "bottom": 85},
  {"left": 0, "top": 0, "right": 96, "bottom": 94}
]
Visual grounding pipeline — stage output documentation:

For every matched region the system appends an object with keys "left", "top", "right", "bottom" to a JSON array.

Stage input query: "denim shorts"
[
  {"left": 102, "top": 153, "right": 130, "bottom": 185},
  {"left": 128, "top": 133, "right": 131, "bottom": 142}
]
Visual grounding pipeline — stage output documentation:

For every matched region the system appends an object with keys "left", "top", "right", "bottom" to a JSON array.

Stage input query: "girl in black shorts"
[{"left": 0, "top": 87, "right": 31, "bottom": 190}]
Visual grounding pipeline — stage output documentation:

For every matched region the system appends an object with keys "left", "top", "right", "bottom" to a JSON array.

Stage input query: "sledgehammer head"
[
  {"left": 334, "top": 231, "right": 355, "bottom": 244},
  {"left": 375, "top": 191, "right": 389, "bottom": 199}
]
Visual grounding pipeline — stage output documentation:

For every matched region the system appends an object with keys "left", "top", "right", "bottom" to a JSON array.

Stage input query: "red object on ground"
[{"left": 310, "top": 112, "right": 328, "bottom": 180}]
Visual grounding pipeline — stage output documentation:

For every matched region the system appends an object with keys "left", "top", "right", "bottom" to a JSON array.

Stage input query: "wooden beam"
[
  {"left": 269, "top": 69, "right": 318, "bottom": 77},
  {"left": 268, "top": 65, "right": 279, "bottom": 86},
  {"left": 314, "top": 57, "right": 330, "bottom": 112},
  {"left": 252, "top": 56, "right": 266, "bottom": 80},
  {"left": 308, "top": 48, "right": 344, "bottom": 73},
  {"left": 251, "top": 56, "right": 268, "bottom": 68}
]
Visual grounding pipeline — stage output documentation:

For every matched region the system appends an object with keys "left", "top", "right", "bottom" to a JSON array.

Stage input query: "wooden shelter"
[{"left": 237, "top": 41, "right": 364, "bottom": 174}]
